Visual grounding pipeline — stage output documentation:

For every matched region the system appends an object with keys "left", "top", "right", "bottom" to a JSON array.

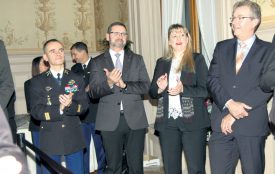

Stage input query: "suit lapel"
[
  {"left": 237, "top": 37, "right": 261, "bottom": 76},
  {"left": 230, "top": 40, "right": 238, "bottom": 75},
  {"left": 103, "top": 51, "right": 114, "bottom": 71},
  {"left": 122, "top": 50, "right": 131, "bottom": 79}
]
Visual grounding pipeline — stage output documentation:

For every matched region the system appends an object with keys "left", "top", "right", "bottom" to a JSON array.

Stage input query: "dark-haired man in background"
[{"left": 71, "top": 42, "right": 106, "bottom": 174}]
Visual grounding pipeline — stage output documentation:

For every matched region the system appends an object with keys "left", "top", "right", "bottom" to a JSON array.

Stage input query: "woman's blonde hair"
[{"left": 166, "top": 24, "right": 195, "bottom": 72}]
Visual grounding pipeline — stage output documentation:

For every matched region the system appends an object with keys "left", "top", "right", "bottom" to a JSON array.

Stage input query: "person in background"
[
  {"left": 0, "top": 40, "right": 17, "bottom": 143},
  {"left": 24, "top": 56, "right": 49, "bottom": 174},
  {"left": 149, "top": 24, "right": 210, "bottom": 174},
  {"left": 89, "top": 22, "right": 150, "bottom": 174},
  {"left": 260, "top": 34, "right": 275, "bottom": 92},
  {"left": 0, "top": 107, "right": 29, "bottom": 174},
  {"left": 29, "top": 39, "right": 88, "bottom": 174},
  {"left": 207, "top": 1, "right": 271, "bottom": 173},
  {"left": 70, "top": 42, "right": 106, "bottom": 174}
]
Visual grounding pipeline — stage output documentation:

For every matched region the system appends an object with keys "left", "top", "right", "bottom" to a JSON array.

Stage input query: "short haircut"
[
  {"left": 70, "top": 42, "right": 88, "bottom": 54},
  {"left": 43, "top": 39, "right": 63, "bottom": 53},
  {"left": 233, "top": 0, "right": 261, "bottom": 32},
  {"left": 107, "top": 22, "right": 127, "bottom": 33}
]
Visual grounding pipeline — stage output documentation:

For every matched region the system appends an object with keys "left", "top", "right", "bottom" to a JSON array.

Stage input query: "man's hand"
[
  {"left": 59, "top": 92, "right": 73, "bottom": 111},
  {"left": 104, "top": 68, "right": 122, "bottom": 87},
  {"left": 116, "top": 78, "right": 126, "bottom": 89},
  {"left": 0, "top": 155, "right": 22, "bottom": 174},
  {"left": 85, "top": 85, "right": 90, "bottom": 92},
  {"left": 226, "top": 100, "right": 252, "bottom": 119},
  {"left": 221, "top": 114, "right": 236, "bottom": 135}
]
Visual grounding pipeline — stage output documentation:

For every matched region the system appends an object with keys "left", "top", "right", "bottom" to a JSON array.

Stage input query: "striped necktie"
[{"left": 236, "top": 42, "right": 247, "bottom": 74}]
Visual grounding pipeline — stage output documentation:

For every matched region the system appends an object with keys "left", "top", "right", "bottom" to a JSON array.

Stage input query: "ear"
[
  {"left": 43, "top": 54, "right": 48, "bottom": 62},
  {"left": 253, "top": 18, "right": 260, "bottom": 28},
  {"left": 106, "top": 33, "right": 110, "bottom": 41}
]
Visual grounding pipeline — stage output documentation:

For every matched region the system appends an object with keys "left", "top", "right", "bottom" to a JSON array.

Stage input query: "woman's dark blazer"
[
  {"left": 24, "top": 79, "right": 40, "bottom": 132},
  {"left": 149, "top": 53, "right": 210, "bottom": 131}
]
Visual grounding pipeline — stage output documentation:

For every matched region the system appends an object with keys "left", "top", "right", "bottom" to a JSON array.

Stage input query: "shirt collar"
[
  {"left": 82, "top": 57, "right": 91, "bottom": 67},
  {"left": 237, "top": 35, "right": 256, "bottom": 50},
  {"left": 50, "top": 68, "right": 64, "bottom": 78}
]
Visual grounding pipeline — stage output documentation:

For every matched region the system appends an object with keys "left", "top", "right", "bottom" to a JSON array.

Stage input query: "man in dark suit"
[
  {"left": 70, "top": 42, "right": 106, "bottom": 174},
  {"left": 29, "top": 39, "right": 88, "bottom": 174},
  {"left": 89, "top": 22, "right": 150, "bottom": 174},
  {"left": 207, "top": 1, "right": 272, "bottom": 174},
  {"left": 0, "top": 40, "right": 17, "bottom": 143},
  {"left": 260, "top": 35, "right": 275, "bottom": 131},
  {"left": 0, "top": 107, "right": 29, "bottom": 174},
  {"left": 260, "top": 34, "right": 275, "bottom": 92}
]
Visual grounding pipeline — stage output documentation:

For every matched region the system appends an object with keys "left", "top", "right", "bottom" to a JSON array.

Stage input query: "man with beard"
[{"left": 89, "top": 22, "right": 150, "bottom": 174}]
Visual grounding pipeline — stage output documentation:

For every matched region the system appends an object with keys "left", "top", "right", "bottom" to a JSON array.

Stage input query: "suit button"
[
  {"left": 117, "top": 102, "right": 120, "bottom": 105},
  {"left": 233, "top": 85, "right": 236, "bottom": 88},
  {"left": 62, "top": 124, "right": 65, "bottom": 128},
  {"left": 120, "top": 89, "right": 123, "bottom": 92}
]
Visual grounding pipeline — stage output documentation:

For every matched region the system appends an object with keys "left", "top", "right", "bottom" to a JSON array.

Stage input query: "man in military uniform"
[
  {"left": 71, "top": 42, "right": 106, "bottom": 174},
  {"left": 30, "top": 39, "right": 88, "bottom": 174}
]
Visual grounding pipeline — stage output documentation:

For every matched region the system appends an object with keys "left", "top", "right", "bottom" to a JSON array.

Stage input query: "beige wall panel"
[{"left": 0, "top": 0, "right": 97, "bottom": 52}]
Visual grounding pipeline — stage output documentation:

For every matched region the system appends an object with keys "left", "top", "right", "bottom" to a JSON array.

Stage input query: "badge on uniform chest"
[
  {"left": 45, "top": 86, "right": 53, "bottom": 106},
  {"left": 65, "top": 79, "right": 79, "bottom": 94}
]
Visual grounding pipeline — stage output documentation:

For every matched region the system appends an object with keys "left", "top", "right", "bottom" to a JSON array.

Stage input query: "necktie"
[
  {"left": 235, "top": 42, "right": 247, "bottom": 74},
  {"left": 57, "top": 73, "right": 61, "bottom": 86},
  {"left": 83, "top": 64, "right": 86, "bottom": 70},
  {"left": 115, "top": 53, "right": 122, "bottom": 71}
]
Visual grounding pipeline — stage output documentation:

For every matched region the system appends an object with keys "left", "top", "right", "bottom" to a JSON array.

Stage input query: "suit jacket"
[
  {"left": 207, "top": 37, "right": 272, "bottom": 136},
  {"left": 260, "top": 34, "right": 275, "bottom": 92},
  {"left": 0, "top": 107, "right": 29, "bottom": 174},
  {"left": 149, "top": 53, "right": 210, "bottom": 131},
  {"left": 24, "top": 79, "right": 40, "bottom": 131},
  {"left": 29, "top": 69, "right": 88, "bottom": 155},
  {"left": 260, "top": 34, "right": 275, "bottom": 127},
  {"left": 89, "top": 49, "right": 150, "bottom": 131},
  {"left": 71, "top": 59, "right": 99, "bottom": 123},
  {"left": 0, "top": 40, "right": 15, "bottom": 119}
]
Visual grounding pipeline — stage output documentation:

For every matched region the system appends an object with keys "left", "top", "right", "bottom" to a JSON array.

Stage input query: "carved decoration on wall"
[
  {"left": 35, "top": 0, "right": 56, "bottom": 41},
  {"left": 94, "top": 0, "right": 104, "bottom": 50},
  {"left": 119, "top": 0, "right": 128, "bottom": 24},
  {"left": 74, "top": 0, "right": 92, "bottom": 44},
  {"left": 62, "top": 33, "right": 73, "bottom": 49},
  {"left": 0, "top": 21, "right": 28, "bottom": 46},
  {"left": 254, "top": 0, "right": 275, "bottom": 7}
]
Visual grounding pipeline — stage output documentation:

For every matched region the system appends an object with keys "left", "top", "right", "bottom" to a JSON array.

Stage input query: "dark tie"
[
  {"left": 57, "top": 73, "right": 61, "bottom": 86},
  {"left": 115, "top": 53, "right": 122, "bottom": 71},
  {"left": 83, "top": 64, "right": 86, "bottom": 70}
]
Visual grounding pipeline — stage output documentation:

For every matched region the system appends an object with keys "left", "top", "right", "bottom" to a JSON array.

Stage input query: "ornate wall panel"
[
  {"left": 0, "top": 0, "right": 127, "bottom": 115},
  {"left": 0, "top": 0, "right": 97, "bottom": 53}
]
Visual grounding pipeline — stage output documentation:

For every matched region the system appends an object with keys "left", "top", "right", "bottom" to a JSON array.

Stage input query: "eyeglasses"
[
  {"left": 230, "top": 16, "right": 255, "bottom": 22},
  {"left": 109, "top": 32, "right": 128, "bottom": 37},
  {"left": 48, "top": 48, "right": 64, "bottom": 55}
]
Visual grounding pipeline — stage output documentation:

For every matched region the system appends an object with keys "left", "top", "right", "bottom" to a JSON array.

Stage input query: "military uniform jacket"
[
  {"left": 30, "top": 69, "right": 88, "bottom": 155},
  {"left": 71, "top": 60, "right": 99, "bottom": 123}
]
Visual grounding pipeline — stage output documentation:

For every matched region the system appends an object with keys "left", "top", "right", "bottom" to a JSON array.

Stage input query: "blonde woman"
[{"left": 150, "top": 24, "right": 210, "bottom": 174}]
